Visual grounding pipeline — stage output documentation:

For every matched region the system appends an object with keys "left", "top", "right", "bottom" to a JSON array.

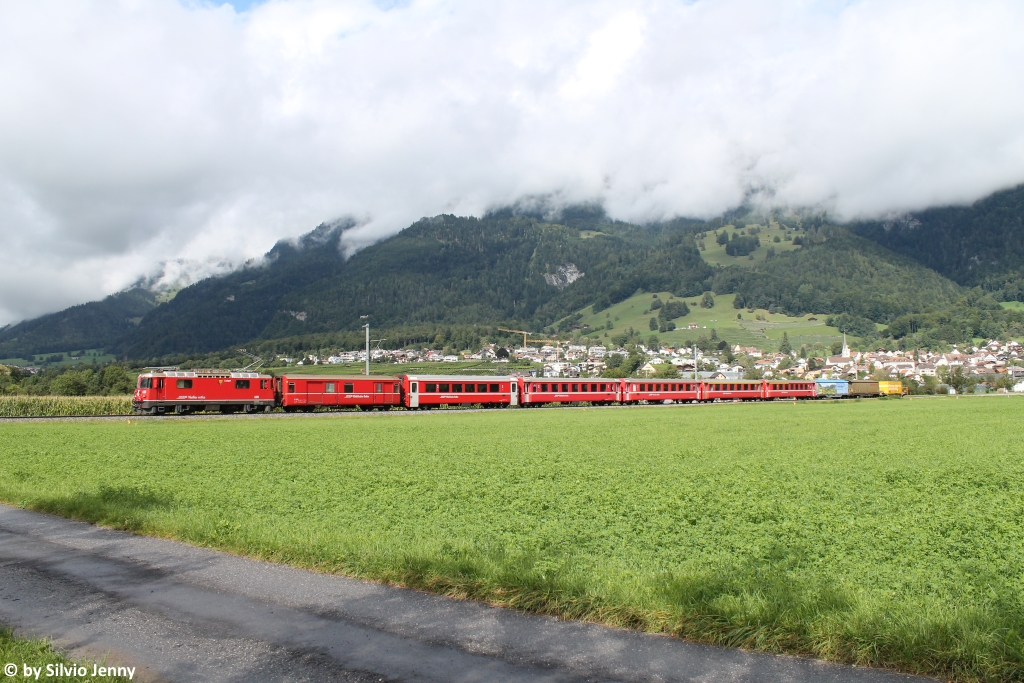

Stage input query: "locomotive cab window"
[
  {"left": 344, "top": 382, "right": 354, "bottom": 393},
  {"left": 139, "top": 377, "right": 152, "bottom": 389},
  {"left": 156, "top": 379, "right": 164, "bottom": 388},
  {"left": 176, "top": 379, "right": 192, "bottom": 389},
  {"left": 260, "top": 380, "right": 268, "bottom": 389},
  {"left": 235, "top": 379, "right": 250, "bottom": 389}
]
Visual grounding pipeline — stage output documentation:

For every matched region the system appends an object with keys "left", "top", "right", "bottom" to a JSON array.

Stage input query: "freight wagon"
[
  {"left": 878, "top": 381, "right": 907, "bottom": 396},
  {"left": 848, "top": 380, "right": 881, "bottom": 397}
]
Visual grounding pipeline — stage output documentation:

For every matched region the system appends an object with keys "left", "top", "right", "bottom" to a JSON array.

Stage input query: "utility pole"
[{"left": 360, "top": 315, "right": 370, "bottom": 376}]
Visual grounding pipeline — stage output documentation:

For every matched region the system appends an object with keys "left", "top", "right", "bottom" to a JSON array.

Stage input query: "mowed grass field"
[{"left": 2, "top": 398, "right": 1023, "bottom": 681}]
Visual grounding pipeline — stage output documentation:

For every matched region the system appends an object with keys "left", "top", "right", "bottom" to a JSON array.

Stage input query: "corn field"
[{"left": 0, "top": 395, "right": 133, "bottom": 417}]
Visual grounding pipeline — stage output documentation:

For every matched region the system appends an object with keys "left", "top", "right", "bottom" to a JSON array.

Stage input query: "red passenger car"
[
  {"left": 622, "top": 379, "right": 701, "bottom": 403},
  {"left": 700, "top": 380, "right": 763, "bottom": 401},
  {"left": 133, "top": 369, "right": 276, "bottom": 414},
  {"left": 763, "top": 380, "right": 816, "bottom": 400},
  {"left": 401, "top": 375, "right": 518, "bottom": 408},
  {"left": 520, "top": 378, "right": 620, "bottom": 406},
  {"left": 277, "top": 375, "right": 401, "bottom": 411}
]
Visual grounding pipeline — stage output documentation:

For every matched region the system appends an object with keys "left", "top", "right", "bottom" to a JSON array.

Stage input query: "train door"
[
  {"left": 409, "top": 381, "right": 419, "bottom": 408},
  {"left": 374, "top": 382, "right": 384, "bottom": 405},
  {"left": 510, "top": 381, "right": 518, "bottom": 406},
  {"left": 307, "top": 381, "right": 323, "bottom": 407}
]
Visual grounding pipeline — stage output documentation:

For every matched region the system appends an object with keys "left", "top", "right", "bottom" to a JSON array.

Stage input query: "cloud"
[{"left": 1, "top": 0, "right": 1023, "bottom": 325}]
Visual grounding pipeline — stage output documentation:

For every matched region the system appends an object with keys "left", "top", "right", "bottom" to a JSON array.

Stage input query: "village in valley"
[{"left": 286, "top": 336, "right": 1024, "bottom": 394}]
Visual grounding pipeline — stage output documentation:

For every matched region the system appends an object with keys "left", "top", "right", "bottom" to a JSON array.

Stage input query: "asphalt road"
[{"left": 0, "top": 505, "right": 931, "bottom": 683}]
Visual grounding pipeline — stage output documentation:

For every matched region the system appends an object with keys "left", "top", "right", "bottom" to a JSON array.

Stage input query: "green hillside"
[
  {"left": 852, "top": 184, "right": 1024, "bottom": 294},
  {"left": 122, "top": 213, "right": 714, "bottom": 359},
  {"left": 10, "top": 185, "right": 1024, "bottom": 363},
  {"left": 0, "top": 288, "right": 157, "bottom": 360},
  {"left": 574, "top": 291, "right": 843, "bottom": 352}
]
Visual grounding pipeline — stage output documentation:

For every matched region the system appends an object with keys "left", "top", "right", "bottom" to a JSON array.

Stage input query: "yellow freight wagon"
[{"left": 878, "top": 381, "right": 907, "bottom": 396}]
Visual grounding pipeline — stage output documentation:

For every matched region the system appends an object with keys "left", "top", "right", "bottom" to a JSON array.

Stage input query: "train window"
[
  {"left": 439, "top": 383, "right": 450, "bottom": 392},
  {"left": 156, "top": 379, "right": 164, "bottom": 388},
  {"left": 539, "top": 383, "right": 546, "bottom": 392},
  {"left": 571, "top": 384, "right": 578, "bottom": 392},
  {"left": 511, "top": 383, "right": 517, "bottom": 393},
  {"left": 600, "top": 383, "right": 606, "bottom": 392},
  {"left": 465, "top": 383, "right": 475, "bottom": 393},
  {"left": 375, "top": 383, "right": 383, "bottom": 393},
  {"left": 452, "top": 384, "right": 462, "bottom": 392},
  {"left": 425, "top": 383, "right": 437, "bottom": 392},
  {"left": 176, "top": 379, "right": 192, "bottom": 389},
  {"left": 235, "top": 380, "right": 250, "bottom": 389},
  {"left": 656, "top": 384, "right": 661, "bottom": 391},
  {"left": 560, "top": 384, "right": 568, "bottom": 392},
  {"left": 326, "top": 383, "right": 335, "bottom": 393},
  {"left": 344, "top": 382, "right": 354, "bottom": 393},
  {"left": 288, "top": 382, "right": 295, "bottom": 393},
  {"left": 260, "top": 380, "right": 268, "bottom": 389},
  {"left": 411, "top": 382, "right": 418, "bottom": 393},
  {"left": 393, "top": 383, "right": 400, "bottom": 392},
  {"left": 477, "top": 383, "right": 487, "bottom": 392},
  {"left": 489, "top": 384, "right": 499, "bottom": 393}
]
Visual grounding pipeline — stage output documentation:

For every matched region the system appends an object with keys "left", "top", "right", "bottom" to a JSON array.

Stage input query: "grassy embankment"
[
  {"left": 2, "top": 398, "right": 1023, "bottom": 681},
  {"left": 0, "top": 627, "right": 133, "bottom": 682}
]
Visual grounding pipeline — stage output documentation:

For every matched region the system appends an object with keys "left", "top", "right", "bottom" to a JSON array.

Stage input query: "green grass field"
[
  {"left": 578, "top": 291, "right": 845, "bottom": 351},
  {"left": 2, "top": 398, "right": 1023, "bottom": 681}
]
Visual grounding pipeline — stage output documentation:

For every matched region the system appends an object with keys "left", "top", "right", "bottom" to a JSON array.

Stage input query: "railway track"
[{"left": 0, "top": 398, "right": 809, "bottom": 423}]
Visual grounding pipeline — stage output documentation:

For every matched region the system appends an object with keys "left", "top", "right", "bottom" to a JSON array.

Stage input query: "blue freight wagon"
[{"left": 814, "top": 379, "right": 849, "bottom": 397}]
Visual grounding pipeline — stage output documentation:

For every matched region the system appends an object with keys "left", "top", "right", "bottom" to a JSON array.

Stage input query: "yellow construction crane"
[
  {"left": 497, "top": 328, "right": 536, "bottom": 349},
  {"left": 497, "top": 328, "right": 567, "bottom": 356}
]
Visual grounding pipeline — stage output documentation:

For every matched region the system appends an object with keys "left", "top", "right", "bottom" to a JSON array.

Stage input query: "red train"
[{"left": 133, "top": 370, "right": 818, "bottom": 414}]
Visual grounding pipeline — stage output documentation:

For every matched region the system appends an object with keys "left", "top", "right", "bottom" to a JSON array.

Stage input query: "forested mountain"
[
  {"left": 712, "top": 227, "right": 963, "bottom": 322},
  {"left": 852, "top": 184, "right": 1024, "bottom": 294},
  {"left": 0, "top": 288, "right": 157, "bottom": 359},
  {"left": 8, "top": 183, "right": 1024, "bottom": 362},
  {"left": 122, "top": 213, "right": 713, "bottom": 357}
]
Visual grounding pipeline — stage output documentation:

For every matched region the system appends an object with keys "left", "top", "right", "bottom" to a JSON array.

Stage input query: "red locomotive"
[{"left": 133, "top": 369, "right": 276, "bottom": 414}]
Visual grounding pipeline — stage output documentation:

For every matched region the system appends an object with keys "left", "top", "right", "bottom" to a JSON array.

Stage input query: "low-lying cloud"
[{"left": 1, "top": 0, "right": 1023, "bottom": 326}]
